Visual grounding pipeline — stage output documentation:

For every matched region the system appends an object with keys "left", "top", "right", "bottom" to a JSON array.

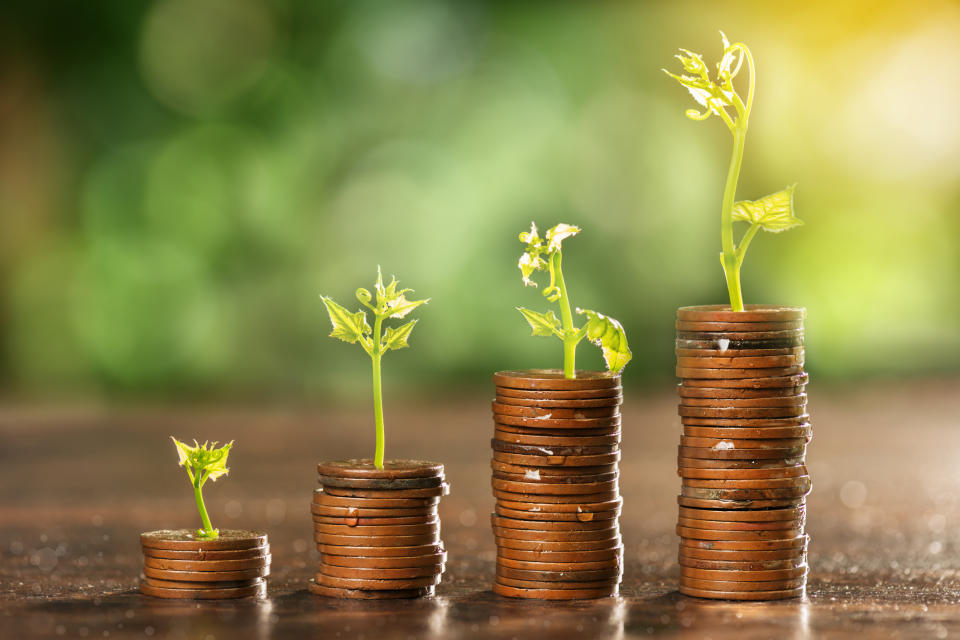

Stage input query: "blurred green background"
[{"left": 1, "top": 0, "right": 958, "bottom": 401}]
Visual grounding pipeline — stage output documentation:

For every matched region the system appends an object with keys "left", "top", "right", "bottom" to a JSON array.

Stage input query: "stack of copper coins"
[
  {"left": 309, "top": 459, "right": 448, "bottom": 599},
  {"left": 674, "top": 305, "right": 810, "bottom": 601},
  {"left": 490, "top": 369, "right": 623, "bottom": 600},
  {"left": 139, "top": 530, "right": 269, "bottom": 599}
]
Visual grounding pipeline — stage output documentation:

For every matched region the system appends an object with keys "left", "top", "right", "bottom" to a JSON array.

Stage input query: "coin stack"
[
  {"left": 674, "top": 305, "right": 810, "bottom": 601},
  {"left": 139, "top": 530, "right": 269, "bottom": 599},
  {"left": 490, "top": 369, "right": 623, "bottom": 600},
  {"left": 309, "top": 459, "right": 448, "bottom": 599}
]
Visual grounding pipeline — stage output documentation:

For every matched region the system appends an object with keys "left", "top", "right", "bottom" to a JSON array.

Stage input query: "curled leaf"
[
  {"left": 732, "top": 185, "right": 802, "bottom": 233},
  {"left": 545, "top": 223, "right": 581, "bottom": 252},
  {"left": 171, "top": 438, "right": 234, "bottom": 482},
  {"left": 576, "top": 308, "right": 632, "bottom": 373}
]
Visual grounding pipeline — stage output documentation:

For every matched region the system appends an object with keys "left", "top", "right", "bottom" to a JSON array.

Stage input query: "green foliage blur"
[{"left": 1, "top": 0, "right": 958, "bottom": 400}]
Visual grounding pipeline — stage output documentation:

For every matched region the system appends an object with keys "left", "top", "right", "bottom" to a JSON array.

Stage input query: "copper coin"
[
  {"left": 493, "top": 451, "right": 621, "bottom": 467},
  {"left": 678, "top": 446, "right": 805, "bottom": 460},
  {"left": 681, "top": 426, "right": 811, "bottom": 440},
  {"left": 492, "top": 582, "right": 618, "bottom": 600},
  {"left": 492, "top": 514, "right": 617, "bottom": 532},
  {"left": 142, "top": 566, "right": 269, "bottom": 582},
  {"left": 491, "top": 459, "right": 618, "bottom": 476},
  {"left": 677, "top": 328, "right": 804, "bottom": 340},
  {"left": 491, "top": 440, "right": 619, "bottom": 457},
  {"left": 678, "top": 584, "right": 804, "bottom": 600},
  {"left": 679, "top": 556, "right": 806, "bottom": 571},
  {"left": 313, "top": 490, "right": 440, "bottom": 509},
  {"left": 496, "top": 576, "right": 619, "bottom": 590},
  {"left": 316, "top": 543, "right": 444, "bottom": 558},
  {"left": 681, "top": 565, "right": 807, "bottom": 581},
  {"left": 492, "top": 402, "right": 620, "bottom": 419},
  {"left": 677, "top": 505, "right": 805, "bottom": 522},
  {"left": 320, "top": 484, "right": 449, "bottom": 498},
  {"left": 680, "top": 373, "right": 809, "bottom": 389},
  {"left": 680, "top": 466, "right": 808, "bottom": 481},
  {"left": 678, "top": 385, "right": 806, "bottom": 399},
  {"left": 677, "top": 457, "right": 804, "bottom": 470},
  {"left": 676, "top": 320, "right": 804, "bottom": 332},
  {"left": 677, "top": 495, "right": 804, "bottom": 510},
  {"left": 679, "top": 405, "right": 807, "bottom": 419},
  {"left": 676, "top": 338, "right": 804, "bottom": 351},
  {"left": 496, "top": 547, "right": 622, "bottom": 563},
  {"left": 495, "top": 497, "right": 622, "bottom": 513},
  {"left": 494, "top": 429, "right": 621, "bottom": 447},
  {"left": 679, "top": 546, "right": 807, "bottom": 561},
  {"left": 318, "top": 475, "right": 444, "bottom": 490},
  {"left": 495, "top": 414, "right": 622, "bottom": 430},
  {"left": 493, "top": 471, "right": 619, "bottom": 485},
  {"left": 143, "top": 545, "right": 270, "bottom": 561},
  {"left": 677, "top": 526, "right": 804, "bottom": 541},
  {"left": 495, "top": 505, "right": 619, "bottom": 523},
  {"left": 316, "top": 459, "right": 444, "bottom": 479},
  {"left": 677, "top": 517, "right": 804, "bottom": 532},
  {"left": 139, "top": 582, "right": 265, "bottom": 599},
  {"left": 682, "top": 476, "right": 811, "bottom": 490},
  {"left": 496, "top": 386, "right": 623, "bottom": 400},
  {"left": 492, "top": 526, "right": 618, "bottom": 543},
  {"left": 677, "top": 356, "right": 803, "bottom": 370},
  {"left": 315, "top": 533, "right": 440, "bottom": 547},
  {"left": 680, "top": 436, "right": 808, "bottom": 449},
  {"left": 143, "top": 556, "right": 270, "bottom": 572},
  {"left": 307, "top": 581, "right": 433, "bottom": 599},
  {"left": 680, "top": 395, "right": 807, "bottom": 408},
  {"left": 319, "top": 564, "right": 443, "bottom": 580},
  {"left": 495, "top": 536, "right": 622, "bottom": 552},
  {"left": 493, "top": 370, "right": 621, "bottom": 391},
  {"left": 141, "top": 576, "right": 263, "bottom": 590},
  {"left": 310, "top": 504, "right": 437, "bottom": 518},
  {"left": 320, "top": 552, "right": 446, "bottom": 569},
  {"left": 316, "top": 573, "right": 442, "bottom": 590},
  {"left": 680, "top": 487, "right": 810, "bottom": 502},
  {"left": 676, "top": 366, "right": 804, "bottom": 380},
  {"left": 495, "top": 394, "right": 623, "bottom": 409},
  {"left": 680, "top": 535, "right": 808, "bottom": 551},
  {"left": 676, "top": 347, "right": 803, "bottom": 358},
  {"left": 140, "top": 530, "right": 267, "bottom": 552},
  {"left": 313, "top": 515, "right": 437, "bottom": 526},
  {"left": 491, "top": 479, "right": 619, "bottom": 496},
  {"left": 681, "top": 416, "right": 811, "bottom": 427},
  {"left": 313, "top": 522, "right": 438, "bottom": 536},
  {"left": 677, "top": 305, "right": 805, "bottom": 323},
  {"left": 493, "top": 489, "right": 620, "bottom": 504},
  {"left": 495, "top": 556, "right": 620, "bottom": 572},
  {"left": 680, "top": 577, "right": 806, "bottom": 592}
]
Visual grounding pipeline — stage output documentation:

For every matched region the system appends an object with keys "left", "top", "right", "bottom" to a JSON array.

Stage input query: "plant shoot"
[
  {"left": 517, "top": 222, "right": 631, "bottom": 379},
  {"left": 664, "top": 32, "right": 803, "bottom": 311},
  {"left": 170, "top": 438, "right": 233, "bottom": 540},
  {"left": 320, "top": 268, "right": 428, "bottom": 470}
]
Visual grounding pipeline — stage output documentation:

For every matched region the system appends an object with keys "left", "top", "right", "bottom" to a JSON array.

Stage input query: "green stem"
[
  {"left": 721, "top": 126, "right": 748, "bottom": 311},
  {"left": 372, "top": 314, "right": 385, "bottom": 470},
  {"left": 553, "top": 251, "right": 578, "bottom": 379},
  {"left": 193, "top": 478, "right": 216, "bottom": 538}
]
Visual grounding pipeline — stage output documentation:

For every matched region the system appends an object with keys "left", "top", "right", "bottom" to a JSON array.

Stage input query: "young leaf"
[
  {"left": 386, "top": 295, "right": 429, "bottom": 320},
  {"left": 320, "top": 296, "right": 371, "bottom": 343},
  {"left": 732, "top": 185, "right": 802, "bottom": 233},
  {"left": 576, "top": 308, "right": 633, "bottom": 373},
  {"left": 382, "top": 319, "right": 418, "bottom": 351},
  {"left": 545, "top": 223, "right": 581, "bottom": 252},
  {"left": 517, "top": 307, "right": 562, "bottom": 338},
  {"left": 171, "top": 438, "right": 233, "bottom": 481}
]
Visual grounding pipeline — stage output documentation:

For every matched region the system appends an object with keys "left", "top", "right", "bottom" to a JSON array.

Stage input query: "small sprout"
[
  {"left": 170, "top": 438, "right": 234, "bottom": 540},
  {"left": 516, "top": 222, "right": 632, "bottom": 379},
  {"left": 664, "top": 33, "right": 802, "bottom": 311},
  {"left": 321, "top": 268, "right": 428, "bottom": 469}
]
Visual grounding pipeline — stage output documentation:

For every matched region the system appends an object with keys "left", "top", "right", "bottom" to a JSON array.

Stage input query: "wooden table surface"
[{"left": 2, "top": 379, "right": 959, "bottom": 639}]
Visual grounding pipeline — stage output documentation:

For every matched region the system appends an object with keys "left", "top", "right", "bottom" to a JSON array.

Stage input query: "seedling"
[
  {"left": 664, "top": 33, "right": 803, "bottom": 311},
  {"left": 170, "top": 438, "right": 233, "bottom": 540},
  {"left": 517, "top": 223, "right": 631, "bottom": 379},
  {"left": 320, "top": 268, "right": 428, "bottom": 470}
]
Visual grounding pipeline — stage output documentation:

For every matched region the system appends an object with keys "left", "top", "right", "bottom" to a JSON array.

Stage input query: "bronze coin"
[
  {"left": 494, "top": 430, "right": 621, "bottom": 447},
  {"left": 142, "top": 545, "right": 270, "bottom": 561},
  {"left": 491, "top": 440, "right": 619, "bottom": 457},
  {"left": 496, "top": 386, "right": 623, "bottom": 400},
  {"left": 143, "top": 555, "right": 270, "bottom": 572},
  {"left": 491, "top": 479, "right": 619, "bottom": 496},
  {"left": 680, "top": 577, "right": 806, "bottom": 592},
  {"left": 142, "top": 565, "right": 269, "bottom": 582},
  {"left": 682, "top": 476, "right": 812, "bottom": 490},
  {"left": 493, "top": 581, "right": 618, "bottom": 600},
  {"left": 679, "top": 436, "right": 809, "bottom": 450},
  {"left": 678, "top": 385, "right": 806, "bottom": 399},
  {"left": 677, "top": 328, "right": 804, "bottom": 341},
  {"left": 495, "top": 556, "right": 621, "bottom": 572},
  {"left": 495, "top": 394, "right": 623, "bottom": 409},
  {"left": 140, "top": 530, "right": 268, "bottom": 552},
  {"left": 676, "top": 337, "right": 805, "bottom": 351},
  {"left": 681, "top": 416, "right": 811, "bottom": 428},
  {"left": 496, "top": 546, "right": 622, "bottom": 563},
  {"left": 491, "top": 459, "right": 618, "bottom": 476},
  {"left": 313, "top": 490, "right": 440, "bottom": 509},
  {"left": 320, "top": 552, "right": 446, "bottom": 569},
  {"left": 493, "top": 470, "right": 619, "bottom": 485},
  {"left": 677, "top": 495, "right": 804, "bottom": 510},
  {"left": 676, "top": 366, "right": 804, "bottom": 380},
  {"left": 678, "top": 446, "right": 806, "bottom": 460},
  {"left": 313, "top": 515, "right": 436, "bottom": 526},
  {"left": 677, "top": 355, "right": 803, "bottom": 370},
  {"left": 679, "top": 466, "right": 808, "bottom": 481},
  {"left": 494, "top": 423, "right": 622, "bottom": 438},
  {"left": 680, "top": 534, "right": 808, "bottom": 551},
  {"left": 316, "top": 543, "right": 444, "bottom": 558},
  {"left": 491, "top": 514, "right": 617, "bottom": 532},
  {"left": 680, "top": 373, "right": 809, "bottom": 389},
  {"left": 320, "top": 484, "right": 449, "bottom": 498},
  {"left": 678, "top": 405, "right": 807, "bottom": 419},
  {"left": 495, "top": 414, "right": 622, "bottom": 430},
  {"left": 496, "top": 497, "right": 622, "bottom": 513},
  {"left": 312, "top": 522, "right": 438, "bottom": 536},
  {"left": 496, "top": 576, "right": 620, "bottom": 590},
  {"left": 495, "top": 505, "right": 619, "bottom": 523},
  {"left": 680, "top": 394, "right": 807, "bottom": 408},
  {"left": 679, "top": 556, "right": 805, "bottom": 571},
  {"left": 680, "top": 565, "right": 807, "bottom": 581},
  {"left": 315, "top": 533, "right": 440, "bottom": 547},
  {"left": 141, "top": 576, "right": 263, "bottom": 590},
  {"left": 678, "top": 526, "right": 804, "bottom": 541},
  {"left": 676, "top": 347, "right": 803, "bottom": 358},
  {"left": 677, "top": 584, "right": 804, "bottom": 600},
  {"left": 677, "top": 457, "right": 804, "bottom": 470},
  {"left": 676, "top": 320, "right": 804, "bottom": 332},
  {"left": 315, "top": 573, "right": 442, "bottom": 591},
  {"left": 316, "top": 459, "right": 444, "bottom": 479},
  {"left": 679, "top": 546, "right": 807, "bottom": 561},
  {"left": 677, "top": 517, "right": 804, "bottom": 532},
  {"left": 493, "top": 369, "right": 621, "bottom": 391},
  {"left": 492, "top": 526, "right": 618, "bottom": 543},
  {"left": 495, "top": 536, "right": 622, "bottom": 552},
  {"left": 307, "top": 581, "right": 433, "bottom": 599},
  {"left": 492, "top": 402, "right": 620, "bottom": 419},
  {"left": 677, "top": 305, "right": 805, "bottom": 323},
  {"left": 681, "top": 426, "right": 811, "bottom": 440},
  {"left": 493, "top": 450, "right": 621, "bottom": 467},
  {"left": 310, "top": 504, "right": 437, "bottom": 518},
  {"left": 318, "top": 475, "right": 444, "bottom": 490},
  {"left": 318, "top": 564, "right": 443, "bottom": 580},
  {"left": 677, "top": 505, "right": 805, "bottom": 522},
  {"left": 139, "top": 582, "right": 265, "bottom": 599},
  {"left": 680, "top": 486, "right": 810, "bottom": 502},
  {"left": 493, "top": 489, "right": 620, "bottom": 504}
]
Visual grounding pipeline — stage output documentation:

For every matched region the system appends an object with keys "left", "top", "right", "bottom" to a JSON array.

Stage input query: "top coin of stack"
[
  {"left": 490, "top": 370, "right": 624, "bottom": 600},
  {"left": 139, "top": 530, "right": 270, "bottom": 599},
  {"left": 674, "top": 305, "right": 811, "bottom": 601},
  {"left": 310, "top": 459, "right": 449, "bottom": 599}
]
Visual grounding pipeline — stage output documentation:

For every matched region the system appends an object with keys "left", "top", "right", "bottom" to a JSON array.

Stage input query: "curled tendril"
[
  {"left": 356, "top": 288, "right": 373, "bottom": 309},
  {"left": 543, "top": 254, "right": 561, "bottom": 302}
]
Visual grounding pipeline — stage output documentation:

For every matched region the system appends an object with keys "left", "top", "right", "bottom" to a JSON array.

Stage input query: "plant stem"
[
  {"left": 371, "top": 314, "right": 385, "bottom": 470},
  {"left": 721, "top": 126, "right": 748, "bottom": 311},
  {"left": 193, "top": 479, "right": 216, "bottom": 538},
  {"left": 553, "top": 251, "right": 578, "bottom": 379}
]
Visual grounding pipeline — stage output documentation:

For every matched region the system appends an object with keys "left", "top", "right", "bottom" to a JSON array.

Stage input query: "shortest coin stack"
[
  {"left": 310, "top": 459, "right": 448, "bottom": 599},
  {"left": 139, "top": 530, "right": 269, "bottom": 599}
]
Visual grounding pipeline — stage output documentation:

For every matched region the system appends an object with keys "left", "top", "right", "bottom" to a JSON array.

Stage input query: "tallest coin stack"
[{"left": 674, "top": 305, "right": 811, "bottom": 601}]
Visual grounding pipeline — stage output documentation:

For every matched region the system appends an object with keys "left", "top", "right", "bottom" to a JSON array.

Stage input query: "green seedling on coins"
[
  {"left": 664, "top": 32, "right": 803, "bottom": 312},
  {"left": 320, "top": 268, "right": 428, "bottom": 470},
  {"left": 517, "top": 223, "right": 632, "bottom": 379},
  {"left": 170, "top": 438, "right": 233, "bottom": 540}
]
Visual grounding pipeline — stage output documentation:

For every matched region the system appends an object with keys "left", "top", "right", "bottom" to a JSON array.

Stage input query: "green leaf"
[
  {"left": 517, "top": 307, "right": 562, "bottom": 338},
  {"left": 576, "top": 308, "right": 632, "bottom": 373},
  {"left": 732, "top": 185, "right": 802, "bottom": 233},
  {"left": 171, "top": 436, "right": 192, "bottom": 467},
  {"left": 545, "top": 223, "right": 581, "bottom": 252},
  {"left": 383, "top": 319, "right": 418, "bottom": 351},
  {"left": 386, "top": 295, "right": 429, "bottom": 320},
  {"left": 320, "top": 296, "right": 371, "bottom": 343},
  {"left": 171, "top": 438, "right": 233, "bottom": 482}
]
